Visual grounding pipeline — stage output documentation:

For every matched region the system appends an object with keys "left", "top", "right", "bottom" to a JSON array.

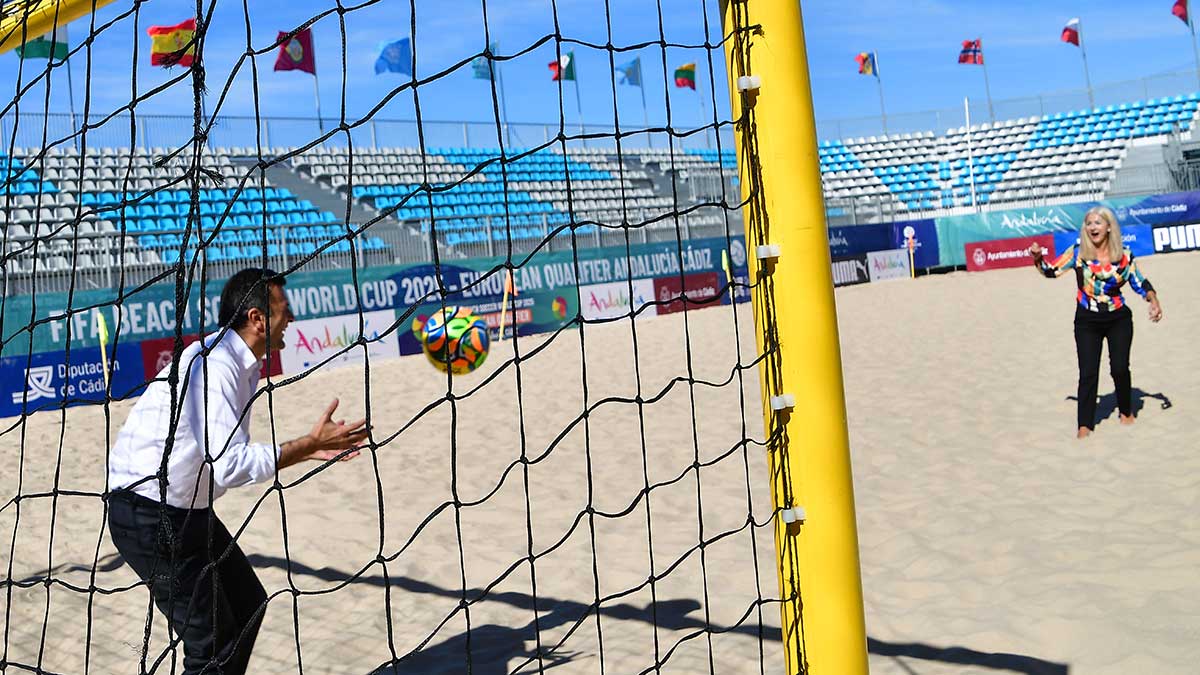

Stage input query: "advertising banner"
[
  {"left": 827, "top": 224, "right": 892, "bottom": 259},
  {"left": 933, "top": 190, "right": 1200, "bottom": 266},
  {"left": 831, "top": 254, "right": 871, "bottom": 287},
  {"left": 2, "top": 237, "right": 751, "bottom": 361},
  {"left": 139, "top": 335, "right": 283, "bottom": 379},
  {"left": 1053, "top": 224, "right": 1156, "bottom": 260},
  {"left": 890, "top": 219, "right": 940, "bottom": 269},
  {"left": 0, "top": 343, "right": 145, "bottom": 419},
  {"left": 0, "top": 237, "right": 753, "bottom": 418},
  {"left": 965, "top": 234, "right": 1054, "bottom": 272},
  {"left": 1152, "top": 222, "right": 1200, "bottom": 253},
  {"left": 652, "top": 272, "right": 722, "bottom": 315},
  {"left": 578, "top": 279, "right": 658, "bottom": 321},
  {"left": 866, "top": 249, "right": 911, "bottom": 282},
  {"left": 280, "top": 309, "right": 401, "bottom": 376}
]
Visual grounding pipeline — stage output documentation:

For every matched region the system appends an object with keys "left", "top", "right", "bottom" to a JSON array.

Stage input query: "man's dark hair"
[{"left": 219, "top": 268, "right": 286, "bottom": 330}]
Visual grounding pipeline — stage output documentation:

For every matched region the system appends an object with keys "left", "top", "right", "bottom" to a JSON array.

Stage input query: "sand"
[{"left": 2, "top": 250, "right": 1198, "bottom": 675}]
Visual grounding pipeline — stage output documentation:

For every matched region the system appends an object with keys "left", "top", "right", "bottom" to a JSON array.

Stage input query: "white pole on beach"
[{"left": 964, "top": 96, "right": 978, "bottom": 212}]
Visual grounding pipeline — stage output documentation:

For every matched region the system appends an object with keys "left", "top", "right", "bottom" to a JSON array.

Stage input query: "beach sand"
[{"left": 2, "top": 250, "right": 1197, "bottom": 674}]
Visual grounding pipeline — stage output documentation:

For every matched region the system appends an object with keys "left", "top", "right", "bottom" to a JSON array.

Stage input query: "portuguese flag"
[
  {"left": 17, "top": 36, "right": 68, "bottom": 60},
  {"left": 674, "top": 63, "right": 696, "bottom": 90},
  {"left": 148, "top": 18, "right": 196, "bottom": 67}
]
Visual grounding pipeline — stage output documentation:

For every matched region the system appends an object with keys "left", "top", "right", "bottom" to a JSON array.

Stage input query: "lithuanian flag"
[
  {"left": 674, "top": 63, "right": 696, "bottom": 90},
  {"left": 148, "top": 18, "right": 196, "bottom": 67}
]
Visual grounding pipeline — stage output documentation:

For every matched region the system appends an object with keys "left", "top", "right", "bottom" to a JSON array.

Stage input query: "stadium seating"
[
  {"left": 1, "top": 147, "right": 390, "bottom": 282},
  {"left": 819, "top": 92, "right": 1200, "bottom": 214},
  {"left": 290, "top": 145, "right": 700, "bottom": 244},
  {"left": 5, "top": 90, "right": 1199, "bottom": 287}
]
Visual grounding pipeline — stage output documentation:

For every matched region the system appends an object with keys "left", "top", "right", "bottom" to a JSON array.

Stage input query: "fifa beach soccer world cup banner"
[
  {"left": 933, "top": 190, "right": 1200, "bottom": 267},
  {"left": 0, "top": 237, "right": 750, "bottom": 419}
]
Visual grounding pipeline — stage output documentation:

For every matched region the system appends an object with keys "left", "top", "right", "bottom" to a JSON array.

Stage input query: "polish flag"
[{"left": 1061, "top": 18, "right": 1081, "bottom": 46}]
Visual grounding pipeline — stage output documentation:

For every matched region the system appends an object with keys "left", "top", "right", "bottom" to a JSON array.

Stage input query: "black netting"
[{"left": 0, "top": 0, "right": 787, "bottom": 672}]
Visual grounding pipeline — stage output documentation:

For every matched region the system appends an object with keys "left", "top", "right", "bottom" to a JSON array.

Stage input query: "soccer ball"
[{"left": 417, "top": 306, "right": 490, "bottom": 374}]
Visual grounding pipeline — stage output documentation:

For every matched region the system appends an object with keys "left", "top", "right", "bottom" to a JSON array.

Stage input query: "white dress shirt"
[{"left": 109, "top": 329, "right": 280, "bottom": 509}]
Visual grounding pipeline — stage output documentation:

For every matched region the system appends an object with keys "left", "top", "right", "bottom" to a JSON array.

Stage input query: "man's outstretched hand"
[{"left": 279, "top": 398, "right": 370, "bottom": 469}]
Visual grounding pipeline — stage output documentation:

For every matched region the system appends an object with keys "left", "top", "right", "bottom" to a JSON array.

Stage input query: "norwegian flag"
[
  {"left": 1061, "top": 18, "right": 1081, "bottom": 46},
  {"left": 958, "top": 39, "right": 984, "bottom": 65}
]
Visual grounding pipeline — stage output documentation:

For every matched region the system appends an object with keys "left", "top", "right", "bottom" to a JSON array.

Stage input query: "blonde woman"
[{"left": 1029, "top": 206, "right": 1163, "bottom": 439}]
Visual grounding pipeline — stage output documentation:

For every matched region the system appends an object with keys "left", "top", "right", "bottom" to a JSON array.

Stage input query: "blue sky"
[{"left": 4, "top": 0, "right": 1200, "bottom": 144}]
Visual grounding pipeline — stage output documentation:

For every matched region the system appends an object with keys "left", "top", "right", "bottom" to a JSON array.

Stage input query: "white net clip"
[
  {"left": 780, "top": 506, "right": 806, "bottom": 525},
  {"left": 756, "top": 244, "right": 780, "bottom": 261},
  {"left": 736, "top": 75, "right": 761, "bottom": 93},
  {"left": 769, "top": 393, "right": 794, "bottom": 411}
]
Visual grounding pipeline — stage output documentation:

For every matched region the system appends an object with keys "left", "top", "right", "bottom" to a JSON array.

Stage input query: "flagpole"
[
  {"left": 1078, "top": 22, "right": 1095, "bottom": 109},
  {"left": 573, "top": 78, "right": 585, "bottom": 147},
  {"left": 496, "top": 57, "right": 512, "bottom": 147},
  {"left": 638, "top": 71, "right": 651, "bottom": 148},
  {"left": 980, "top": 42, "right": 995, "bottom": 122},
  {"left": 964, "top": 96, "right": 978, "bottom": 212},
  {"left": 312, "top": 70, "right": 324, "bottom": 135},
  {"left": 874, "top": 52, "right": 888, "bottom": 134},
  {"left": 62, "top": 25, "right": 78, "bottom": 150},
  {"left": 1190, "top": 11, "right": 1200, "bottom": 91}
]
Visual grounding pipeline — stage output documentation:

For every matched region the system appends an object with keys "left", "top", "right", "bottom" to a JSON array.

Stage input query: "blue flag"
[
  {"left": 616, "top": 57, "right": 642, "bottom": 87},
  {"left": 375, "top": 38, "right": 412, "bottom": 75},
  {"left": 472, "top": 42, "right": 498, "bottom": 81}
]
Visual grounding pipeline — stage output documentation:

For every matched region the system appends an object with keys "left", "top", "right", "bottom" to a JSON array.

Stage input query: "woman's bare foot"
[
  {"left": 1077, "top": 427, "right": 1092, "bottom": 439},
  {"left": 1119, "top": 414, "right": 1135, "bottom": 426}
]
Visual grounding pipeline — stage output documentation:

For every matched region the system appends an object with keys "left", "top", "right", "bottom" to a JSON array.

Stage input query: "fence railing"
[
  {"left": 0, "top": 112, "right": 737, "bottom": 154},
  {"left": 2, "top": 206, "right": 740, "bottom": 296}
]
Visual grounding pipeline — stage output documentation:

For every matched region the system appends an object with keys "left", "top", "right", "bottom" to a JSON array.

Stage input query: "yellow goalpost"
[
  {"left": 0, "top": 0, "right": 118, "bottom": 55},
  {"left": 720, "top": 0, "right": 870, "bottom": 672}
]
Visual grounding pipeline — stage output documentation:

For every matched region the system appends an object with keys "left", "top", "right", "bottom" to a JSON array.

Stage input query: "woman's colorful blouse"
[{"left": 1036, "top": 245, "right": 1155, "bottom": 312}]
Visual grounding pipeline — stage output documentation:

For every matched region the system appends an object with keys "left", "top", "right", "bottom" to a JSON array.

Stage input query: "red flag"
[
  {"left": 1061, "top": 18, "right": 1081, "bottom": 46},
  {"left": 274, "top": 28, "right": 316, "bottom": 75},
  {"left": 1173, "top": 0, "right": 1189, "bottom": 25},
  {"left": 958, "top": 39, "right": 984, "bottom": 65}
]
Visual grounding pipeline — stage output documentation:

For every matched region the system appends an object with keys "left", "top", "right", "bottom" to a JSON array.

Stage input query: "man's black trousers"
[{"left": 107, "top": 490, "right": 267, "bottom": 675}]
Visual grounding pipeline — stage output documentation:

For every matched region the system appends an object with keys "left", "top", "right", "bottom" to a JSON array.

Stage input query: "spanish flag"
[{"left": 148, "top": 18, "right": 196, "bottom": 67}]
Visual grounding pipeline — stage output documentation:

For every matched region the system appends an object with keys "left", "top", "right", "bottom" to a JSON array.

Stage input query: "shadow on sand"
[
  {"left": 241, "top": 554, "right": 1069, "bottom": 675},
  {"left": 1066, "top": 387, "right": 1172, "bottom": 427}
]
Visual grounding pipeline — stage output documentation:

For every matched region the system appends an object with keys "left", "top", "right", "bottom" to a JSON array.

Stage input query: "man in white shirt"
[{"left": 106, "top": 268, "right": 369, "bottom": 675}]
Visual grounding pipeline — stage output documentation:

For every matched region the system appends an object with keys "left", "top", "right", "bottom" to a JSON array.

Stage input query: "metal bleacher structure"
[
  {"left": 3, "top": 91, "right": 1199, "bottom": 295},
  {"left": 820, "top": 93, "right": 1200, "bottom": 225},
  {"left": 0, "top": 142, "right": 738, "bottom": 295}
]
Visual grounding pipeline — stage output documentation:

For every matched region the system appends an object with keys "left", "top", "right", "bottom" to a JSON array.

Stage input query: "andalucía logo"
[
  {"left": 292, "top": 323, "right": 382, "bottom": 355},
  {"left": 999, "top": 211, "right": 1067, "bottom": 230}
]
